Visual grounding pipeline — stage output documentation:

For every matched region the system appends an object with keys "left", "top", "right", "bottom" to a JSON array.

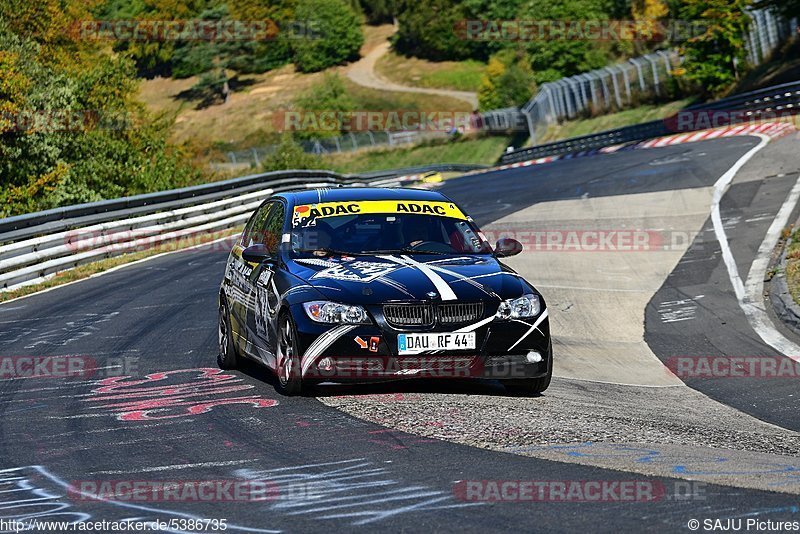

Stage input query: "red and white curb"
[
  {"left": 458, "top": 121, "right": 797, "bottom": 179},
  {"left": 634, "top": 121, "right": 795, "bottom": 149}
]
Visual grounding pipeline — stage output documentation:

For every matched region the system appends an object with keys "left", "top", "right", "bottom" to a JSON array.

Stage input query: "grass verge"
[
  {"left": 784, "top": 227, "right": 800, "bottom": 306},
  {"left": 535, "top": 98, "right": 695, "bottom": 145},
  {"left": 324, "top": 135, "right": 511, "bottom": 174},
  {"left": 0, "top": 227, "right": 243, "bottom": 304},
  {"left": 375, "top": 51, "right": 485, "bottom": 92}
]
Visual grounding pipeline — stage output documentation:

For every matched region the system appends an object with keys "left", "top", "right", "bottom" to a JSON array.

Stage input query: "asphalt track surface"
[{"left": 1, "top": 135, "right": 799, "bottom": 533}]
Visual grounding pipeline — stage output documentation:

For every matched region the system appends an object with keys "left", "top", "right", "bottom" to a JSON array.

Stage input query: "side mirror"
[
  {"left": 242, "top": 244, "right": 272, "bottom": 264},
  {"left": 494, "top": 238, "right": 523, "bottom": 258}
]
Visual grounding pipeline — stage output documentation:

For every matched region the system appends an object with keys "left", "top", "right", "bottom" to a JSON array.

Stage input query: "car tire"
[
  {"left": 504, "top": 373, "right": 551, "bottom": 396},
  {"left": 217, "top": 299, "right": 238, "bottom": 370},
  {"left": 276, "top": 312, "right": 303, "bottom": 396}
]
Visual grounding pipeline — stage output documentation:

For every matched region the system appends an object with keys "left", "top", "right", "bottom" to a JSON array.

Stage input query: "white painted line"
[
  {"left": 711, "top": 133, "right": 800, "bottom": 362},
  {"left": 91, "top": 459, "right": 259, "bottom": 475}
]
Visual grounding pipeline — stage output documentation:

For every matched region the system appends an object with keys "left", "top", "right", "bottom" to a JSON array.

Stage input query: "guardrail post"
[
  {"left": 755, "top": 10, "right": 769, "bottom": 65},
  {"left": 605, "top": 67, "right": 623, "bottom": 109},
  {"left": 524, "top": 109, "right": 537, "bottom": 145},
  {"left": 646, "top": 55, "right": 660, "bottom": 95},
  {"left": 599, "top": 72, "right": 611, "bottom": 109},
  {"left": 764, "top": 9, "right": 779, "bottom": 52},
  {"left": 252, "top": 149, "right": 260, "bottom": 167},
  {"left": 630, "top": 58, "right": 646, "bottom": 91}
]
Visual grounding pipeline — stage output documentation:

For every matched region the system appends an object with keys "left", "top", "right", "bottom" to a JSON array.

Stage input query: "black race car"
[{"left": 218, "top": 187, "right": 551, "bottom": 395}]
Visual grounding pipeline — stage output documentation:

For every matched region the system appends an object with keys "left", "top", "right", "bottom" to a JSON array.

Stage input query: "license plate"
[{"left": 397, "top": 332, "right": 476, "bottom": 354}]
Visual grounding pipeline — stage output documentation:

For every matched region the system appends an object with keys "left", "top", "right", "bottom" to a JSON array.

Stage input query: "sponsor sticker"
[
  {"left": 311, "top": 260, "right": 399, "bottom": 282},
  {"left": 292, "top": 200, "right": 467, "bottom": 227}
]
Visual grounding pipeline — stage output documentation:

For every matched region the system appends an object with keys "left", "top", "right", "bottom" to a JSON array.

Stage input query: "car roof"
[{"left": 275, "top": 187, "right": 451, "bottom": 206}]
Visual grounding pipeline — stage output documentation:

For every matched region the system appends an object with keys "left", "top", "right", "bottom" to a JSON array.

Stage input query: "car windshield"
[{"left": 290, "top": 211, "right": 493, "bottom": 256}]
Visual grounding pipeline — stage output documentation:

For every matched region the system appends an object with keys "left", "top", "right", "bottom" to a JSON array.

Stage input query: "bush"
[
  {"left": 292, "top": 73, "right": 357, "bottom": 139},
  {"left": 677, "top": 0, "right": 751, "bottom": 97},
  {"left": 261, "top": 134, "right": 323, "bottom": 171},
  {"left": 393, "top": 0, "right": 472, "bottom": 61},
  {"left": 518, "top": 0, "right": 622, "bottom": 84},
  {"left": 0, "top": 16, "right": 199, "bottom": 218},
  {"left": 291, "top": 0, "right": 364, "bottom": 73},
  {"left": 478, "top": 49, "right": 536, "bottom": 111}
]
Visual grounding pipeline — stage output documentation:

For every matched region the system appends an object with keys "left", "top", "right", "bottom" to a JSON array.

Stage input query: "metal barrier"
[
  {"left": 499, "top": 80, "right": 800, "bottom": 164},
  {"left": 0, "top": 163, "right": 489, "bottom": 291}
]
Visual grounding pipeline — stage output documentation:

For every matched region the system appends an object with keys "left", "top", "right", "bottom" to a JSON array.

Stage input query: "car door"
[
  {"left": 229, "top": 201, "right": 274, "bottom": 345},
  {"left": 243, "top": 201, "right": 285, "bottom": 365}
]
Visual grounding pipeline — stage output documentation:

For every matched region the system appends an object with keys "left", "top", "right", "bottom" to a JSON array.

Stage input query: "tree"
[
  {"left": 0, "top": 13, "right": 198, "bottom": 218},
  {"left": 393, "top": 0, "right": 473, "bottom": 60},
  {"left": 478, "top": 49, "right": 536, "bottom": 111},
  {"left": 678, "top": 0, "right": 752, "bottom": 97},
  {"left": 360, "top": 0, "right": 398, "bottom": 24},
  {"left": 519, "top": 0, "right": 620, "bottom": 84},
  {"left": 291, "top": 0, "right": 364, "bottom": 72}
]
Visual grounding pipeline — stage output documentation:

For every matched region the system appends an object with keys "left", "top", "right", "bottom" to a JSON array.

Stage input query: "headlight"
[
  {"left": 495, "top": 294, "right": 541, "bottom": 319},
  {"left": 302, "top": 301, "right": 371, "bottom": 324}
]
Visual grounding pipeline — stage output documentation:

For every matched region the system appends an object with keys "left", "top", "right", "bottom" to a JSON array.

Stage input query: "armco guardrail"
[
  {"left": 0, "top": 170, "right": 365, "bottom": 291},
  {"left": 0, "top": 169, "right": 354, "bottom": 237},
  {"left": 0, "top": 164, "right": 472, "bottom": 291},
  {"left": 499, "top": 80, "right": 800, "bottom": 165}
]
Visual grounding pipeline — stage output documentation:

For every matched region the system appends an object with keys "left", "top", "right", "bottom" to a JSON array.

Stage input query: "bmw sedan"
[{"left": 218, "top": 187, "right": 551, "bottom": 395}]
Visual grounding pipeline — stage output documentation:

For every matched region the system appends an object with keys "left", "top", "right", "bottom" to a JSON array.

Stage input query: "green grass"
[
  {"left": 784, "top": 227, "right": 800, "bottom": 305},
  {"left": 340, "top": 78, "right": 472, "bottom": 112},
  {"left": 375, "top": 52, "right": 485, "bottom": 92},
  {"left": 535, "top": 98, "right": 695, "bottom": 145},
  {"left": 324, "top": 135, "right": 511, "bottom": 174}
]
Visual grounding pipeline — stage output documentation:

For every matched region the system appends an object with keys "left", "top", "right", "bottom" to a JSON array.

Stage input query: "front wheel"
[
  {"left": 217, "top": 300, "right": 238, "bottom": 370},
  {"left": 275, "top": 313, "right": 303, "bottom": 396},
  {"left": 504, "top": 373, "right": 551, "bottom": 396}
]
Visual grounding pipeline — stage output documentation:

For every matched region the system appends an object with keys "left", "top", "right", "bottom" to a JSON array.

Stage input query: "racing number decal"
[{"left": 254, "top": 269, "right": 277, "bottom": 340}]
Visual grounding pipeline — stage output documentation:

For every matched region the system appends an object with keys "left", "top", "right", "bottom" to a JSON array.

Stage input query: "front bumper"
[{"left": 291, "top": 302, "right": 551, "bottom": 383}]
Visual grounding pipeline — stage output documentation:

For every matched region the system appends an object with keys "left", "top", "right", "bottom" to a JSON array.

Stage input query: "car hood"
[{"left": 287, "top": 254, "right": 533, "bottom": 304}]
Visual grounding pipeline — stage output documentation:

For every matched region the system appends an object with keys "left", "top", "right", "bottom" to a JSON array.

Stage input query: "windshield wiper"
[
  {"left": 298, "top": 248, "right": 370, "bottom": 256},
  {"left": 359, "top": 248, "right": 450, "bottom": 256}
]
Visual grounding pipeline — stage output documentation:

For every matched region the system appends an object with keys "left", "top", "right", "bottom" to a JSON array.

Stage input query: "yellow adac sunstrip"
[{"left": 292, "top": 200, "right": 467, "bottom": 227}]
